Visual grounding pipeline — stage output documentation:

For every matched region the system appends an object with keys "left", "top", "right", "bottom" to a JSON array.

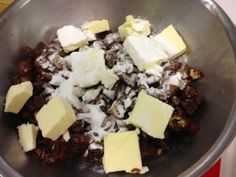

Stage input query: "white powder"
[
  {"left": 145, "top": 65, "right": 164, "bottom": 78},
  {"left": 123, "top": 97, "right": 132, "bottom": 109},
  {"left": 137, "top": 73, "right": 149, "bottom": 89},
  {"left": 92, "top": 41, "right": 106, "bottom": 50},
  {"left": 103, "top": 89, "right": 115, "bottom": 100},
  {"left": 77, "top": 104, "right": 108, "bottom": 142},
  {"left": 82, "top": 87, "right": 102, "bottom": 102},
  {"left": 162, "top": 72, "right": 182, "bottom": 90},
  {"left": 49, "top": 73, "right": 66, "bottom": 86},
  {"left": 51, "top": 74, "right": 83, "bottom": 109},
  {"left": 103, "top": 33, "right": 120, "bottom": 45},
  {"left": 89, "top": 142, "right": 103, "bottom": 150},
  {"left": 113, "top": 60, "right": 134, "bottom": 75}
]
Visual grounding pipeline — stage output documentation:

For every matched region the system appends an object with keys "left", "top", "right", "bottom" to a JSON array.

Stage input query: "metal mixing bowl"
[{"left": 0, "top": 0, "right": 236, "bottom": 176}]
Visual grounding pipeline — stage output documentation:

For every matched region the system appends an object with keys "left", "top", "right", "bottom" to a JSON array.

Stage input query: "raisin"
[
  {"left": 126, "top": 124, "right": 136, "bottom": 130},
  {"left": 167, "top": 85, "right": 179, "bottom": 97},
  {"left": 171, "top": 96, "right": 181, "bottom": 106},
  {"left": 69, "top": 120, "right": 85, "bottom": 134},
  {"left": 181, "top": 99, "right": 198, "bottom": 116},
  {"left": 140, "top": 141, "right": 157, "bottom": 159},
  {"left": 20, "top": 46, "right": 36, "bottom": 59},
  {"left": 85, "top": 149, "right": 103, "bottom": 163},
  {"left": 12, "top": 75, "right": 31, "bottom": 84},
  {"left": 186, "top": 122, "right": 200, "bottom": 133},
  {"left": 17, "top": 60, "right": 32, "bottom": 75},
  {"left": 43, "top": 154, "right": 57, "bottom": 164},
  {"left": 194, "top": 94, "right": 204, "bottom": 105},
  {"left": 184, "top": 86, "right": 198, "bottom": 98},
  {"left": 34, "top": 42, "right": 47, "bottom": 57},
  {"left": 68, "top": 134, "right": 90, "bottom": 154}
]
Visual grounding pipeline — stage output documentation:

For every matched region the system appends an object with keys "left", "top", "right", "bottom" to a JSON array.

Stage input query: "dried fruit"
[{"left": 17, "top": 60, "right": 33, "bottom": 75}]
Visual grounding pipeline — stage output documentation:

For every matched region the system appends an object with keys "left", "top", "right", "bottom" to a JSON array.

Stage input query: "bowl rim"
[{"left": 0, "top": 0, "right": 236, "bottom": 177}]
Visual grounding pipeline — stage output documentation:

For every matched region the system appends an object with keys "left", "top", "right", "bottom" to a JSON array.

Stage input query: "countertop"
[{"left": 215, "top": 0, "right": 236, "bottom": 24}]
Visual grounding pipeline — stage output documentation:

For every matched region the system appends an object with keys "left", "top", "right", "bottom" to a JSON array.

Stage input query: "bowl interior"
[{"left": 0, "top": 0, "right": 236, "bottom": 177}]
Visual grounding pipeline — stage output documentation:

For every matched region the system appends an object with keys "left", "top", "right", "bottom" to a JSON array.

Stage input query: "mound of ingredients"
[{"left": 4, "top": 15, "right": 204, "bottom": 174}]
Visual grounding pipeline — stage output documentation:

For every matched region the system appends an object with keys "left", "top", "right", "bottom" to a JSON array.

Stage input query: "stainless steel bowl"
[{"left": 0, "top": 0, "right": 236, "bottom": 177}]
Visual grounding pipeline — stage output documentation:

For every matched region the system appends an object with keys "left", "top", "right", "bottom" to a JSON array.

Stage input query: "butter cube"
[
  {"left": 126, "top": 91, "right": 174, "bottom": 139},
  {"left": 57, "top": 25, "right": 88, "bottom": 53},
  {"left": 153, "top": 25, "right": 187, "bottom": 59},
  {"left": 36, "top": 96, "right": 76, "bottom": 140},
  {"left": 118, "top": 15, "right": 151, "bottom": 40},
  {"left": 81, "top": 19, "right": 110, "bottom": 34},
  {"left": 4, "top": 81, "right": 33, "bottom": 113},
  {"left": 101, "top": 70, "right": 119, "bottom": 89},
  {"left": 123, "top": 35, "right": 169, "bottom": 71},
  {"left": 103, "top": 131, "right": 147, "bottom": 174},
  {"left": 17, "top": 123, "right": 38, "bottom": 152}
]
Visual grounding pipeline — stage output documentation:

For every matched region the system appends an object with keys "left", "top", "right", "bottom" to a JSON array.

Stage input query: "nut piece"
[
  {"left": 168, "top": 111, "right": 200, "bottom": 133},
  {"left": 108, "top": 101, "right": 125, "bottom": 119},
  {"left": 189, "top": 68, "right": 203, "bottom": 80}
]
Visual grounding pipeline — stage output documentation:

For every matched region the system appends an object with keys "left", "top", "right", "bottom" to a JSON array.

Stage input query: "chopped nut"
[
  {"left": 189, "top": 68, "right": 203, "bottom": 80},
  {"left": 131, "top": 168, "right": 141, "bottom": 173},
  {"left": 156, "top": 148, "right": 163, "bottom": 156},
  {"left": 120, "top": 73, "right": 136, "bottom": 87},
  {"left": 108, "top": 101, "right": 125, "bottom": 119}
]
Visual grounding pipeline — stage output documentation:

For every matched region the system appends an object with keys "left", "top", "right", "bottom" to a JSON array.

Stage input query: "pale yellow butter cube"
[
  {"left": 57, "top": 25, "right": 88, "bottom": 53},
  {"left": 81, "top": 19, "right": 110, "bottom": 34},
  {"left": 101, "top": 70, "right": 119, "bottom": 89},
  {"left": 4, "top": 81, "right": 33, "bottom": 113},
  {"left": 123, "top": 35, "right": 169, "bottom": 71},
  {"left": 103, "top": 131, "right": 148, "bottom": 174},
  {"left": 153, "top": 25, "right": 187, "bottom": 58},
  {"left": 36, "top": 96, "right": 76, "bottom": 141},
  {"left": 17, "top": 123, "right": 38, "bottom": 152},
  {"left": 118, "top": 15, "right": 151, "bottom": 40},
  {"left": 126, "top": 91, "right": 174, "bottom": 139}
]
